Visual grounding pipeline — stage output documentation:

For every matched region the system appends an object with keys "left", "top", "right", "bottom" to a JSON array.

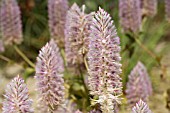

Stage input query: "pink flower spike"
[
  {"left": 2, "top": 75, "right": 33, "bottom": 113},
  {"left": 35, "top": 39, "right": 65, "bottom": 112}
]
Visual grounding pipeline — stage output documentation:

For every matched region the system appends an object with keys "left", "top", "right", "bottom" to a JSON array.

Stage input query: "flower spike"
[
  {"left": 88, "top": 7, "right": 122, "bottom": 113},
  {"left": 2, "top": 75, "right": 33, "bottom": 113},
  {"left": 35, "top": 39, "right": 65, "bottom": 112}
]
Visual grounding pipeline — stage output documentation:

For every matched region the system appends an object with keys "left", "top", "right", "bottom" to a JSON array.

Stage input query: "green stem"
[
  {"left": 0, "top": 55, "right": 12, "bottom": 62},
  {"left": 79, "top": 65, "right": 89, "bottom": 96},
  {"left": 84, "top": 55, "right": 89, "bottom": 71},
  {"left": 60, "top": 49, "right": 67, "bottom": 67},
  {"left": 133, "top": 36, "right": 161, "bottom": 65},
  {"left": 14, "top": 45, "right": 35, "bottom": 68},
  {"left": 79, "top": 66, "right": 90, "bottom": 113}
]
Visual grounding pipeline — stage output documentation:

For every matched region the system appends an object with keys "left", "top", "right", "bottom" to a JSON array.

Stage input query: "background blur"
[{"left": 0, "top": 0, "right": 170, "bottom": 113}]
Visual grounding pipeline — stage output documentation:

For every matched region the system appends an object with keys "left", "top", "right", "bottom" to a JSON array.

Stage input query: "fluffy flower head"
[
  {"left": 2, "top": 75, "right": 33, "bottom": 113},
  {"left": 88, "top": 7, "right": 122, "bottom": 113},
  {"left": 126, "top": 61, "right": 152, "bottom": 107},
  {"left": 65, "top": 3, "right": 93, "bottom": 65},
  {"left": 119, "top": 0, "right": 141, "bottom": 33},
  {"left": 48, "top": 0, "right": 68, "bottom": 48},
  {"left": 35, "top": 39, "right": 65, "bottom": 111},
  {"left": 0, "top": 0, "right": 23, "bottom": 45}
]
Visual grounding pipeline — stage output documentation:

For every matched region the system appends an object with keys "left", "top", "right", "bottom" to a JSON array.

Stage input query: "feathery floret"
[
  {"left": 132, "top": 99, "right": 152, "bottom": 113},
  {"left": 119, "top": 0, "right": 141, "bottom": 33},
  {"left": 0, "top": 0, "right": 23, "bottom": 45},
  {"left": 126, "top": 61, "right": 152, "bottom": 107},
  {"left": 88, "top": 7, "right": 122, "bottom": 113},
  {"left": 65, "top": 3, "right": 93, "bottom": 65},
  {"left": 35, "top": 39, "right": 65, "bottom": 111},
  {"left": 48, "top": 0, "right": 68, "bottom": 48},
  {"left": 165, "top": 0, "right": 170, "bottom": 22},
  {"left": 2, "top": 75, "right": 33, "bottom": 113},
  {"left": 141, "top": 0, "right": 157, "bottom": 17}
]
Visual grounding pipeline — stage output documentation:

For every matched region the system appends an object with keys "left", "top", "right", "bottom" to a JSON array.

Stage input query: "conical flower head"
[
  {"left": 0, "top": 0, "right": 23, "bottom": 45},
  {"left": 65, "top": 3, "right": 93, "bottom": 65},
  {"left": 2, "top": 75, "right": 33, "bottom": 113},
  {"left": 35, "top": 39, "right": 65, "bottom": 111},
  {"left": 140, "top": 0, "right": 157, "bottom": 17},
  {"left": 126, "top": 61, "right": 152, "bottom": 107},
  {"left": 119, "top": 0, "right": 141, "bottom": 33},
  {"left": 132, "top": 99, "right": 152, "bottom": 113},
  {"left": 88, "top": 7, "right": 122, "bottom": 113},
  {"left": 165, "top": 0, "right": 170, "bottom": 22},
  {"left": 48, "top": 0, "right": 68, "bottom": 48}
]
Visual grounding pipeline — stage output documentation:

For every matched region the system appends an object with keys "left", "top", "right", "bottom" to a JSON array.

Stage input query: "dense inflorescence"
[
  {"left": 2, "top": 75, "right": 33, "bottom": 113},
  {"left": 165, "top": 0, "right": 170, "bottom": 22},
  {"left": 48, "top": 0, "right": 68, "bottom": 48},
  {"left": 0, "top": 0, "right": 23, "bottom": 45},
  {"left": 126, "top": 61, "right": 152, "bottom": 107},
  {"left": 35, "top": 39, "right": 65, "bottom": 112},
  {"left": 88, "top": 7, "right": 122, "bottom": 113},
  {"left": 140, "top": 0, "right": 157, "bottom": 17},
  {"left": 65, "top": 3, "right": 93, "bottom": 65},
  {"left": 119, "top": 0, "right": 141, "bottom": 33},
  {"left": 132, "top": 99, "right": 152, "bottom": 113}
]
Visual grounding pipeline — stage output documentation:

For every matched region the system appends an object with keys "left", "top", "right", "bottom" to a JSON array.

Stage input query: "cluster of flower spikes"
[
  {"left": 35, "top": 39, "right": 65, "bottom": 112},
  {"left": 119, "top": 0, "right": 141, "bottom": 33},
  {"left": 132, "top": 99, "right": 152, "bottom": 113},
  {"left": 126, "top": 61, "right": 152, "bottom": 107},
  {"left": 65, "top": 3, "right": 93, "bottom": 65},
  {"left": 48, "top": 0, "right": 68, "bottom": 48},
  {"left": 0, "top": 0, "right": 23, "bottom": 45},
  {"left": 140, "top": 0, "right": 157, "bottom": 17},
  {"left": 2, "top": 75, "right": 33, "bottom": 113},
  {"left": 88, "top": 7, "right": 122, "bottom": 113},
  {"left": 165, "top": 0, "right": 170, "bottom": 22}
]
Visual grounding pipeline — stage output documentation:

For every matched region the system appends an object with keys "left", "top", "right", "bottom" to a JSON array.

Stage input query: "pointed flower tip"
[
  {"left": 132, "top": 99, "right": 152, "bottom": 113},
  {"left": 65, "top": 4, "right": 93, "bottom": 65},
  {"left": 2, "top": 76, "right": 33, "bottom": 113},
  {"left": 71, "top": 3, "right": 79, "bottom": 9},
  {"left": 126, "top": 61, "right": 152, "bottom": 107}
]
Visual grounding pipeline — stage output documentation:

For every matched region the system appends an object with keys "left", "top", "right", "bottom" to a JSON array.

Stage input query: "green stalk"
[
  {"left": 133, "top": 35, "right": 161, "bottom": 66},
  {"left": 14, "top": 45, "right": 35, "bottom": 68},
  {"left": 0, "top": 55, "right": 12, "bottom": 62}
]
